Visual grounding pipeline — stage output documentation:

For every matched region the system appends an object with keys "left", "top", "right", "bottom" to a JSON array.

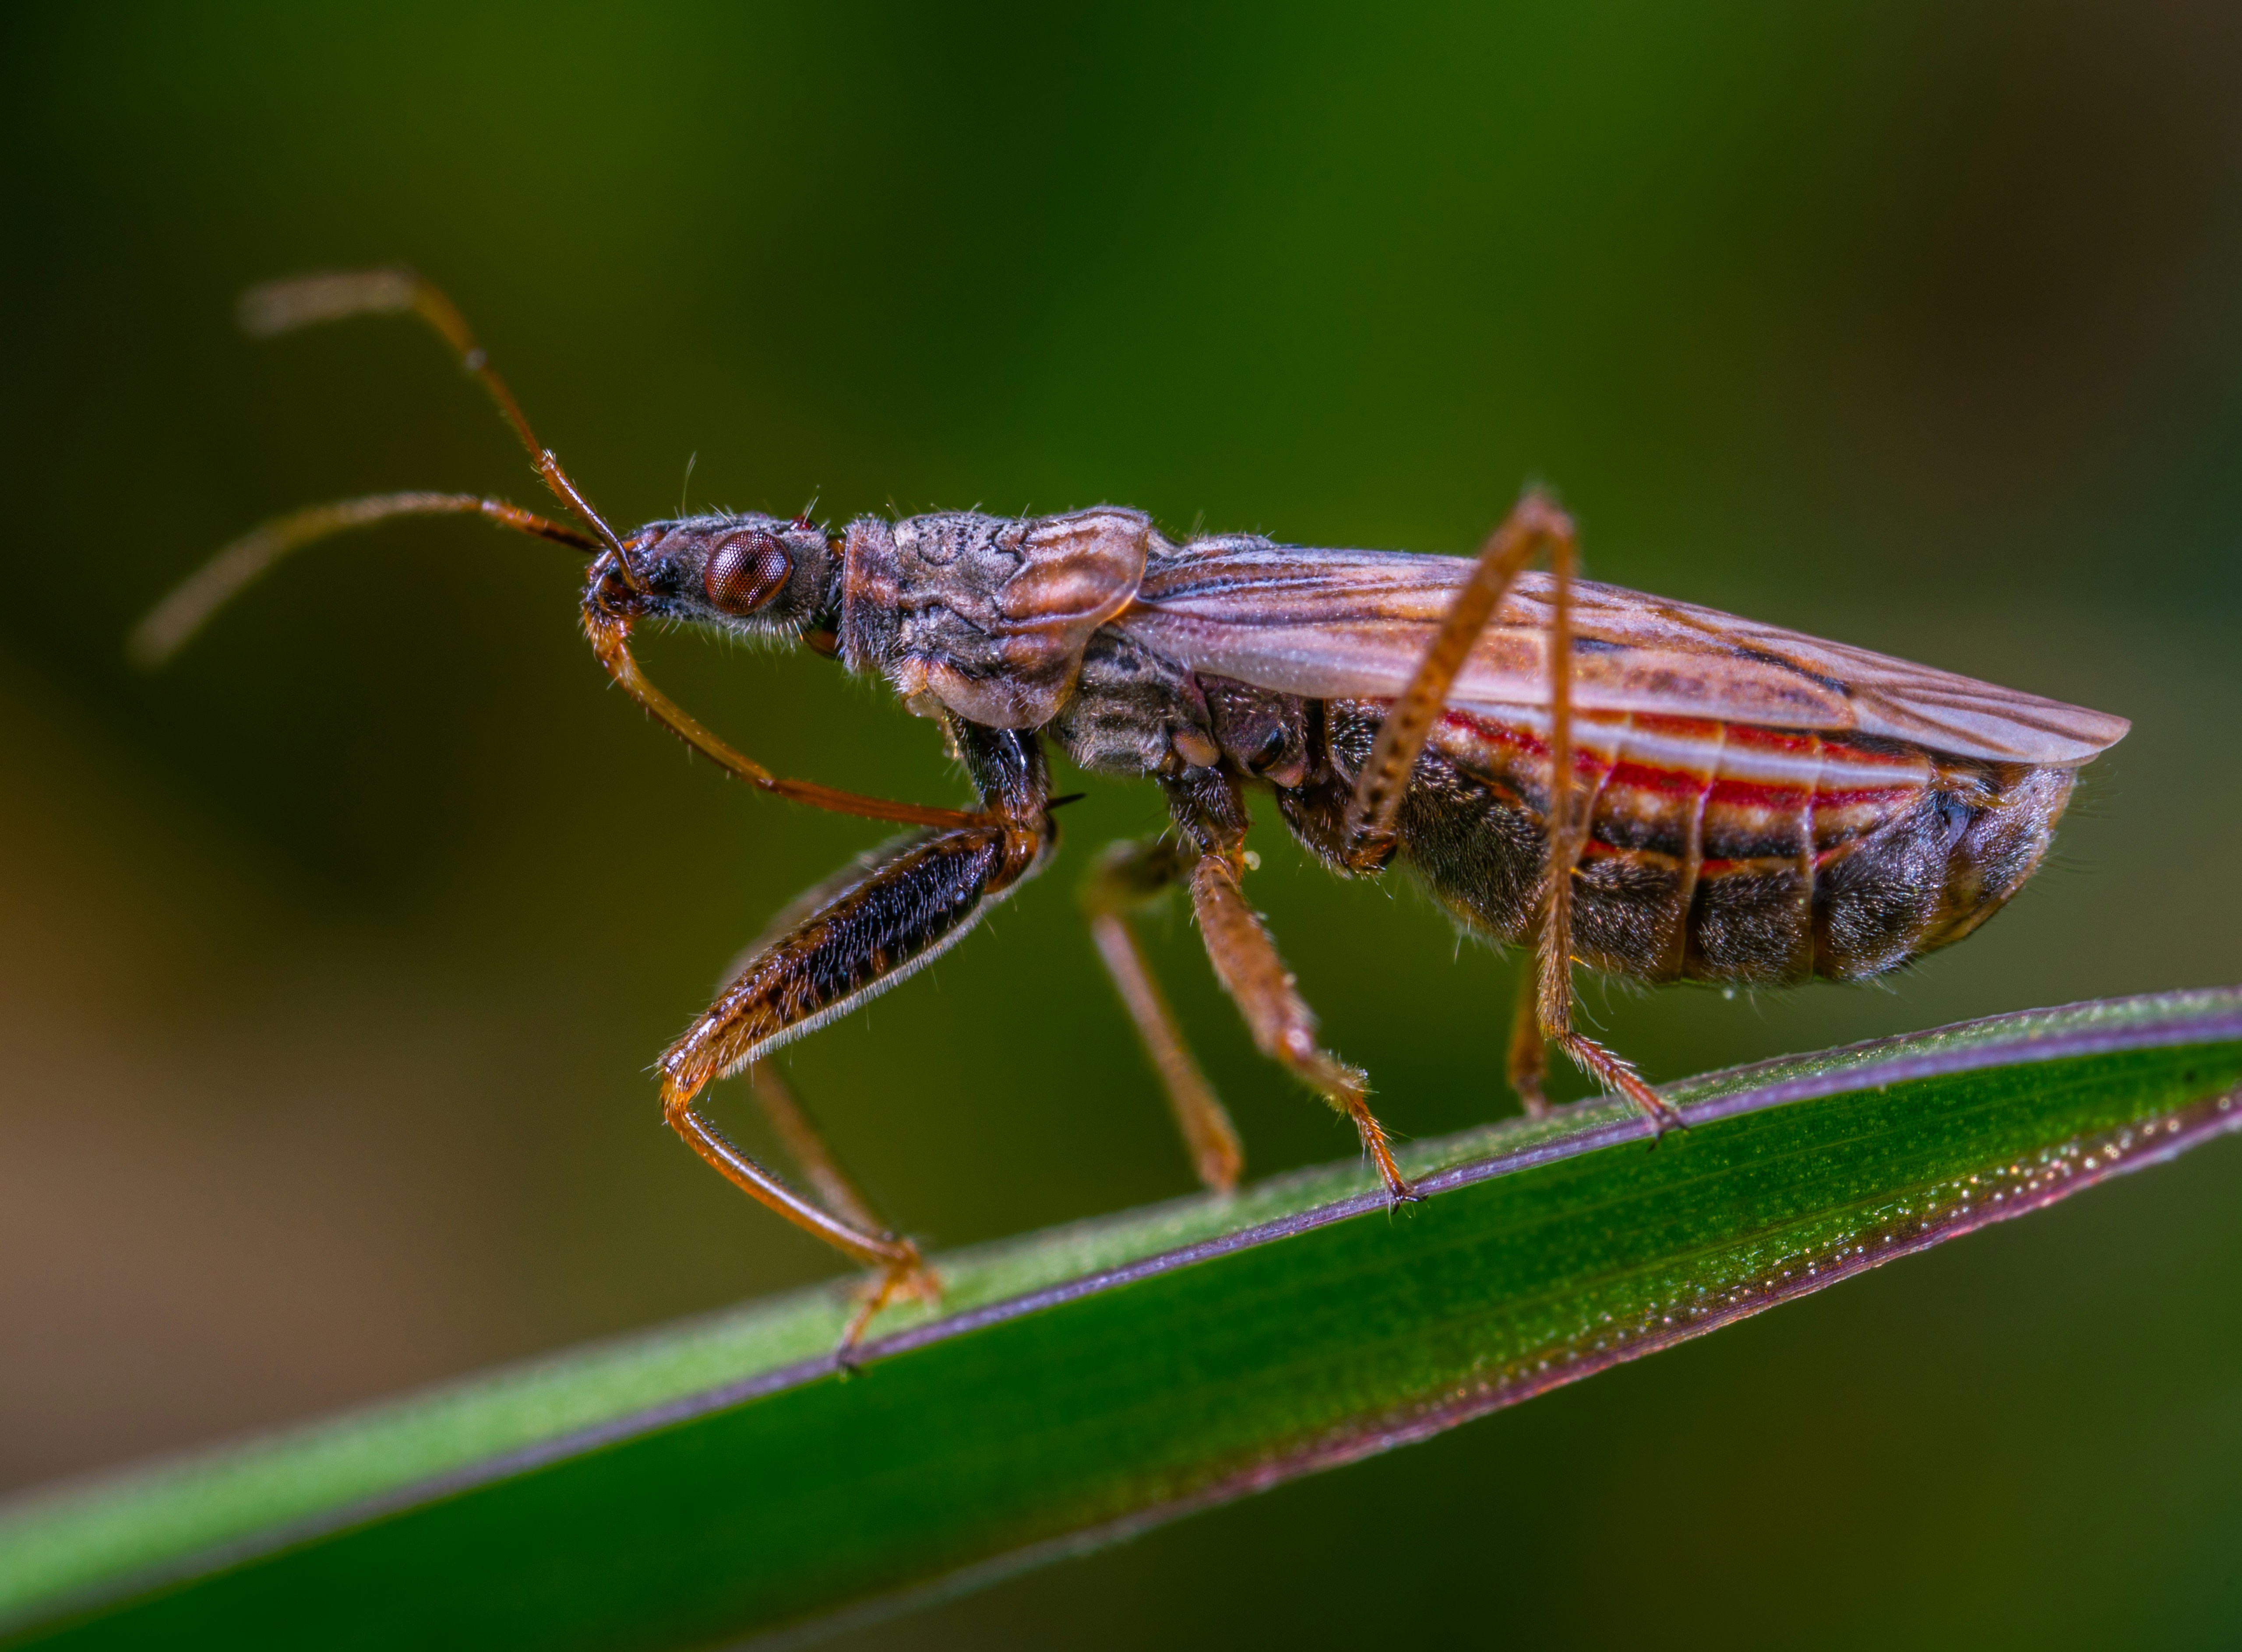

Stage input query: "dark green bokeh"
[{"left": 2, "top": 4, "right": 2237, "bottom": 1646}]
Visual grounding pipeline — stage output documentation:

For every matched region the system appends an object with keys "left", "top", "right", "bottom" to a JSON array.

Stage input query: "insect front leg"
[
  {"left": 1080, "top": 838, "right": 1244, "bottom": 1194},
  {"left": 1167, "top": 773, "right": 1412, "bottom": 1202},
  {"left": 659, "top": 825, "right": 1026, "bottom": 1346},
  {"left": 737, "top": 1059, "right": 934, "bottom": 1349},
  {"left": 659, "top": 726, "right": 1051, "bottom": 1349},
  {"left": 742, "top": 1060, "right": 891, "bottom": 1240}
]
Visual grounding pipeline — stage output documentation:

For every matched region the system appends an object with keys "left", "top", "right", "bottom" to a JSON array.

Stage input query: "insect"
[{"left": 138, "top": 270, "right": 2130, "bottom": 1347}]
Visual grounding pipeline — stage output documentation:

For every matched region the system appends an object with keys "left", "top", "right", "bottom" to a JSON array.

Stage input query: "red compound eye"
[{"left": 702, "top": 530, "right": 792, "bottom": 615}]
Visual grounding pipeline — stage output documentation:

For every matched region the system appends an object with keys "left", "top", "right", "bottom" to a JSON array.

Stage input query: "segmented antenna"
[
  {"left": 130, "top": 269, "right": 637, "bottom": 666},
  {"left": 234, "top": 268, "right": 636, "bottom": 576},
  {"left": 128, "top": 491, "right": 596, "bottom": 667}
]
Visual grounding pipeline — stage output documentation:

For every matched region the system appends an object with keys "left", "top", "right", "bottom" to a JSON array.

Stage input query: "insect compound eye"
[{"left": 702, "top": 528, "right": 793, "bottom": 616}]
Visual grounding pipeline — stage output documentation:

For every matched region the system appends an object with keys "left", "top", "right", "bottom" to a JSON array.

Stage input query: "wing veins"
[{"left": 1121, "top": 544, "right": 2127, "bottom": 765}]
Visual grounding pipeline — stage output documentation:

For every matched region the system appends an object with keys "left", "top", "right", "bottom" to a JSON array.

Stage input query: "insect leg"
[
  {"left": 1167, "top": 772, "right": 1410, "bottom": 1201},
  {"left": 1080, "top": 839, "right": 1244, "bottom": 1194},
  {"left": 1506, "top": 962, "right": 1551, "bottom": 1118},
  {"left": 1343, "top": 489, "right": 1578, "bottom": 867},
  {"left": 1340, "top": 491, "right": 1677, "bottom": 1131},
  {"left": 1531, "top": 531, "right": 1683, "bottom": 1134},
  {"left": 737, "top": 1061, "right": 931, "bottom": 1349},
  {"left": 578, "top": 602, "right": 989, "bottom": 831},
  {"left": 660, "top": 827, "right": 1021, "bottom": 1346},
  {"left": 743, "top": 1061, "right": 889, "bottom": 1237},
  {"left": 715, "top": 863, "right": 934, "bottom": 1244},
  {"left": 1189, "top": 851, "right": 1411, "bottom": 1201},
  {"left": 659, "top": 725, "right": 1050, "bottom": 1349}
]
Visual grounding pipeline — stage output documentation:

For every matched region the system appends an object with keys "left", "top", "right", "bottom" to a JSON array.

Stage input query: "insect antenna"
[
  {"left": 129, "top": 491, "right": 599, "bottom": 668},
  {"left": 235, "top": 268, "right": 640, "bottom": 580},
  {"left": 131, "top": 267, "right": 639, "bottom": 667}
]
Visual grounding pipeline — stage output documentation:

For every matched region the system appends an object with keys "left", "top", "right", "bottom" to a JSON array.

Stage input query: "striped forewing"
[{"left": 1117, "top": 539, "right": 2128, "bottom": 766}]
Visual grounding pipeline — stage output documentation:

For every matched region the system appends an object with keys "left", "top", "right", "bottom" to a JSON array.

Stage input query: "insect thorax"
[{"left": 838, "top": 508, "right": 1153, "bottom": 729}]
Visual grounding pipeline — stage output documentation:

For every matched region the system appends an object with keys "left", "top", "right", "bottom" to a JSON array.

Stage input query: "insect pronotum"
[{"left": 138, "top": 270, "right": 2130, "bottom": 1348}]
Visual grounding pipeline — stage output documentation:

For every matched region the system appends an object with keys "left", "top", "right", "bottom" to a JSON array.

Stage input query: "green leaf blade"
[{"left": 5, "top": 990, "right": 2239, "bottom": 1650}]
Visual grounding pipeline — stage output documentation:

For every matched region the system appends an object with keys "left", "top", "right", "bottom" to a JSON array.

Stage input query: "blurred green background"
[{"left": 4, "top": 3, "right": 2240, "bottom": 1645}]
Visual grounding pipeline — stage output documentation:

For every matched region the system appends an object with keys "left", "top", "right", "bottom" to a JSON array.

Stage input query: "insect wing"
[{"left": 1118, "top": 540, "right": 2128, "bottom": 765}]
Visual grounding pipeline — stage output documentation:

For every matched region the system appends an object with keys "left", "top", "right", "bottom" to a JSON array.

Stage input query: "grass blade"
[{"left": 4, "top": 988, "right": 2239, "bottom": 1649}]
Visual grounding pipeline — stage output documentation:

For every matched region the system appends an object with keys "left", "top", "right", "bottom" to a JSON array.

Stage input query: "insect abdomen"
[{"left": 1343, "top": 704, "right": 2072, "bottom": 986}]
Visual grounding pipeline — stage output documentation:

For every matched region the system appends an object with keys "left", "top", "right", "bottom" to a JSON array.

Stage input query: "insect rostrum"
[{"left": 139, "top": 269, "right": 2129, "bottom": 1352}]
